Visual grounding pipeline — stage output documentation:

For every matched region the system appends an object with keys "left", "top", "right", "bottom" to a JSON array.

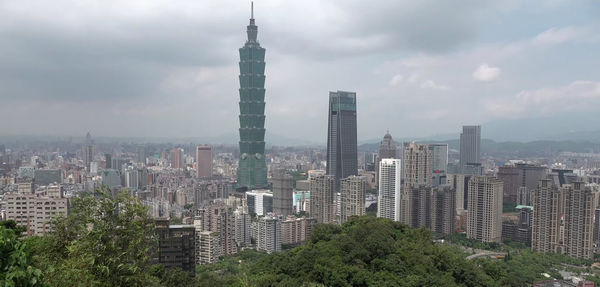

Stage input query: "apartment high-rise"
[
  {"left": 378, "top": 159, "right": 402, "bottom": 221},
  {"left": 194, "top": 203, "right": 237, "bottom": 256},
  {"left": 459, "top": 125, "right": 481, "bottom": 172},
  {"left": 563, "top": 182, "right": 599, "bottom": 259},
  {"left": 326, "top": 91, "right": 358, "bottom": 183},
  {"left": 466, "top": 176, "right": 503, "bottom": 243},
  {"left": 309, "top": 175, "right": 336, "bottom": 224},
  {"left": 517, "top": 186, "right": 533, "bottom": 206},
  {"left": 257, "top": 213, "right": 281, "bottom": 254},
  {"left": 3, "top": 190, "right": 68, "bottom": 236},
  {"left": 408, "top": 184, "right": 433, "bottom": 229},
  {"left": 236, "top": 4, "right": 268, "bottom": 190},
  {"left": 432, "top": 185, "right": 456, "bottom": 236},
  {"left": 281, "top": 215, "right": 316, "bottom": 245},
  {"left": 233, "top": 208, "right": 251, "bottom": 247},
  {"left": 339, "top": 175, "right": 367, "bottom": 224},
  {"left": 272, "top": 169, "right": 294, "bottom": 217},
  {"left": 196, "top": 231, "right": 220, "bottom": 265},
  {"left": 401, "top": 143, "right": 433, "bottom": 225},
  {"left": 403, "top": 143, "right": 433, "bottom": 190},
  {"left": 196, "top": 145, "right": 212, "bottom": 178},
  {"left": 532, "top": 180, "right": 600, "bottom": 259},
  {"left": 532, "top": 179, "right": 562, "bottom": 254}
]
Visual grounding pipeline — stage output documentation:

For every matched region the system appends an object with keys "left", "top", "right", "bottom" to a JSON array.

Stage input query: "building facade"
[
  {"left": 196, "top": 145, "right": 213, "bottom": 178},
  {"left": 459, "top": 125, "right": 481, "bottom": 172},
  {"left": 402, "top": 143, "right": 433, "bottom": 225},
  {"left": 246, "top": 190, "right": 273, "bottom": 216},
  {"left": 170, "top": 148, "right": 184, "bottom": 169},
  {"left": 194, "top": 203, "right": 237, "bottom": 256},
  {"left": 339, "top": 175, "right": 367, "bottom": 224},
  {"left": 234, "top": 207, "right": 252, "bottom": 247},
  {"left": 432, "top": 185, "right": 456, "bottom": 236},
  {"left": 429, "top": 143, "right": 448, "bottom": 187},
  {"left": 447, "top": 174, "right": 472, "bottom": 212},
  {"left": 272, "top": 169, "right": 294, "bottom": 217},
  {"left": 408, "top": 184, "right": 433, "bottom": 229},
  {"left": 563, "top": 182, "right": 599, "bottom": 259},
  {"left": 309, "top": 175, "right": 336, "bottom": 224},
  {"left": 532, "top": 180, "right": 600, "bottom": 259},
  {"left": 532, "top": 179, "right": 563, "bottom": 254},
  {"left": 498, "top": 163, "right": 547, "bottom": 203},
  {"left": 3, "top": 192, "right": 68, "bottom": 236},
  {"left": 196, "top": 231, "right": 220, "bottom": 265},
  {"left": 326, "top": 91, "right": 358, "bottom": 183},
  {"left": 378, "top": 158, "right": 401, "bottom": 221},
  {"left": 256, "top": 213, "right": 281, "bottom": 253},
  {"left": 154, "top": 220, "right": 196, "bottom": 274},
  {"left": 281, "top": 215, "right": 316, "bottom": 245},
  {"left": 466, "top": 176, "right": 503, "bottom": 243}
]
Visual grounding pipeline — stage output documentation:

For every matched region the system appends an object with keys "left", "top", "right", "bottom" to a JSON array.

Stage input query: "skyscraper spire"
[{"left": 247, "top": 2, "right": 258, "bottom": 42}]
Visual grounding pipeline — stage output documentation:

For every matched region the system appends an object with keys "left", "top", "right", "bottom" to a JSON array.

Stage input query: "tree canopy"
[
  {"left": 197, "top": 216, "right": 501, "bottom": 287},
  {"left": 0, "top": 223, "right": 43, "bottom": 287},
  {"left": 27, "top": 187, "right": 159, "bottom": 287}
]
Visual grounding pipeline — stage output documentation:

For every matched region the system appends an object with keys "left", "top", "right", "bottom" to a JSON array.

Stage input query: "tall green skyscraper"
[{"left": 237, "top": 3, "right": 267, "bottom": 189}]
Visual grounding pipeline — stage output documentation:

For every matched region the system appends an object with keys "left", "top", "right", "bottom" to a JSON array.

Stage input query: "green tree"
[
  {"left": 34, "top": 187, "right": 158, "bottom": 287},
  {"left": 0, "top": 220, "right": 26, "bottom": 236},
  {"left": 0, "top": 226, "right": 43, "bottom": 287}
]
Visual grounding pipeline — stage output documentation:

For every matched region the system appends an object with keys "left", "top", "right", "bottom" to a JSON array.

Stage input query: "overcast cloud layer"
[{"left": 1, "top": 0, "right": 599, "bottom": 143}]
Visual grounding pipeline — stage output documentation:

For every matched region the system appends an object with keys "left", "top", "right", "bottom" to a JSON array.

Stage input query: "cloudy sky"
[{"left": 1, "top": 0, "right": 599, "bottom": 143}]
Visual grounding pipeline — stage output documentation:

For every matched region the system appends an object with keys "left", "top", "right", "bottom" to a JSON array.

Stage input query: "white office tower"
[
  {"left": 234, "top": 207, "right": 251, "bottom": 247},
  {"left": 378, "top": 159, "right": 402, "bottom": 221},
  {"left": 257, "top": 213, "right": 281, "bottom": 254}
]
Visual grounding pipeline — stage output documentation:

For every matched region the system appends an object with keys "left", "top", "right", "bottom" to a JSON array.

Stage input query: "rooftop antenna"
[{"left": 251, "top": 1, "right": 254, "bottom": 19}]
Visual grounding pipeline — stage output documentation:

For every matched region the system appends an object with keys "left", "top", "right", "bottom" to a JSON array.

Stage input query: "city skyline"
[
  {"left": 1, "top": 1, "right": 599, "bottom": 143},
  {"left": 3, "top": 2, "right": 600, "bottom": 286}
]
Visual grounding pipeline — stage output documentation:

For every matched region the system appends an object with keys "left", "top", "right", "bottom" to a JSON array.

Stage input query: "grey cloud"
[{"left": 0, "top": 0, "right": 597, "bottom": 142}]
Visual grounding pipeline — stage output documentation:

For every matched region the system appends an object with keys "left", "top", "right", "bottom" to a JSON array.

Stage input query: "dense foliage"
[
  {"left": 197, "top": 217, "right": 501, "bottom": 286},
  {"left": 3, "top": 189, "right": 600, "bottom": 286},
  {"left": 0, "top": 222, "right": 43, "bottom": 287},
  {"left": 26, "top": 187, "right": 160, "bottom": 287}
]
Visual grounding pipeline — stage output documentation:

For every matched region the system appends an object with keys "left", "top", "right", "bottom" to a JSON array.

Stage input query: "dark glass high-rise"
[
  {"left": 237, "top": 4, "right": 268, "bottom": 189},
  {"left": 326, "top": 91, "right": 358, "bottom": 183}
]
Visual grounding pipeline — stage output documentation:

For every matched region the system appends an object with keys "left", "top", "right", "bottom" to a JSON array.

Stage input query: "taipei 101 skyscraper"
[{"left": 237, "top": 2, "right": 268, "bottom": 189}]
